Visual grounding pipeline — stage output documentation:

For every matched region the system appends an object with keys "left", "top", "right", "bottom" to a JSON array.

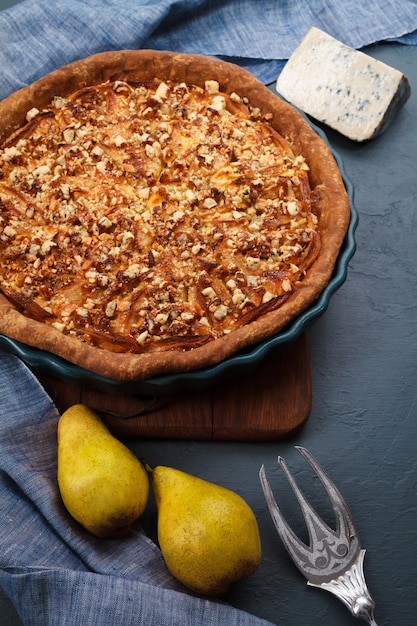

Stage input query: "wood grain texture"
[{"left": 36, "top": 333, "right": 311, "bottom": 441}]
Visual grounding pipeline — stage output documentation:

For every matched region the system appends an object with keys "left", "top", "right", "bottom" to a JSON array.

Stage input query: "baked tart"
[{"left": 0, "top": 51, "right": 351, "bottom": 381}]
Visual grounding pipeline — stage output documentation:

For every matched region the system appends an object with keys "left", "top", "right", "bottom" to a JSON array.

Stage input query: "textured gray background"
[{"left": 1, "top": 1, "right": 416, "bottom": 624}]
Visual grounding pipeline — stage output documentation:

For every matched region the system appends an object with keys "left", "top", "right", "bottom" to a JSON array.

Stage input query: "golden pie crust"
[{"left": 0, "top": 50, "right": 350, "bottom": 381}]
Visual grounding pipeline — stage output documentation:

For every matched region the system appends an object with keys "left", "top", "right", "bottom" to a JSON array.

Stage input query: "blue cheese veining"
[{"left": 276, "top": 27, "right": 410, "bottom": 141}]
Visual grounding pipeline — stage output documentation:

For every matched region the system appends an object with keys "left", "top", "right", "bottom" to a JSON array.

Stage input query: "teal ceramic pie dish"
[{"left": 0, "top": 120, "right": 358, "bottom": 397}]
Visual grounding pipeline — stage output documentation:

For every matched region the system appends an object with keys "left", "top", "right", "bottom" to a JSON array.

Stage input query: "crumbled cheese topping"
[
  {"left": 0, "top": 78, "right": 319, "bottom": 354},
  {"left": 205, "top": 80, "right": 219, "bottom": 94},
  {"left": 26, "top": 107, "right": 39, "bottom": 121}
]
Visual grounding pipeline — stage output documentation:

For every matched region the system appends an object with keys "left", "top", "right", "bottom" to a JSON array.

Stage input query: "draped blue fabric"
[{"left": 1, "top": 1, "right": 417, "bottom": 622}]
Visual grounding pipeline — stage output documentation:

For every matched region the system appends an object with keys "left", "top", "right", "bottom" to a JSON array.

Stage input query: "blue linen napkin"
[
  {"left": 0, "top": 353, "right": 275, "bottom": 625},
  {"left": 1, "top": 1, "right": 417, "bottom": 623},
  {"left": 0, "top": 0, "right": 417, "bottom": 101}
]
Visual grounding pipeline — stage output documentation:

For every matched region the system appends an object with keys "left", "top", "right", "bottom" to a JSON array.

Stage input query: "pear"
[
  {"left": 152, "top": 466, "right": 261, "bottom": 596},
  {"left": 57, "top": 404, "right": 149, "bottom": 538}
]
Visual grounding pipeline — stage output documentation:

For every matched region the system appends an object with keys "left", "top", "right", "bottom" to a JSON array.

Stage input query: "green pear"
[
  {"left": 152, "top": 466, "right": 261, "bottom": 596},
  {"left": 57, "top": 404, "right": 149, "bottom": 538}
]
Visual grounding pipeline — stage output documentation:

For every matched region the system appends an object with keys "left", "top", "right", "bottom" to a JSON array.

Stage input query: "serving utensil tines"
[{"left": 259, "top": 447, "right": 378, "bottom": 625}]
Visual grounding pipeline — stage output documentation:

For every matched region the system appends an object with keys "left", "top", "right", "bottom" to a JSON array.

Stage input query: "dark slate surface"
[{"left": 1, "top": 1, "right": 416, "bottom": 623}]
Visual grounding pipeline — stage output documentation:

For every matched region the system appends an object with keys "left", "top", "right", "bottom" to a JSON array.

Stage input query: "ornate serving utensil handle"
[{"left": 259, "top": 447, "right": 378, "bottom": 625}]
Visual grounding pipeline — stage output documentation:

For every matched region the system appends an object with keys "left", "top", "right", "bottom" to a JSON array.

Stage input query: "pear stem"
[{"left": 141, "top": 459, "right": 154, "bottom": 474}]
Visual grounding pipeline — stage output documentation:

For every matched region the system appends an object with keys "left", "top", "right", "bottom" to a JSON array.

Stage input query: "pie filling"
[{"left": 0, "top": 78, "right": 320, "bottom": 354}]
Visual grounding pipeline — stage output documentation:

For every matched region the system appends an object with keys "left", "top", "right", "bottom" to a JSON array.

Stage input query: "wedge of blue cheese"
[{"left": 276, "top": 27, "right": 410, "bottom": 141}]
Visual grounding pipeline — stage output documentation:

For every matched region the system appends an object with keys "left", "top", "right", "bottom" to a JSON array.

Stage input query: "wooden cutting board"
[{"left": 36, "top": 333, "right": 311, "bottom": 441}]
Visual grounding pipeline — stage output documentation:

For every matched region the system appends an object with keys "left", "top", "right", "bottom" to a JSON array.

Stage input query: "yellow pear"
[
  {"left": 57, "top": 404, "right": 149, "bottom": 538},
  {"left": 152, "top": 466, "right": 261, "bottom": 596}
]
